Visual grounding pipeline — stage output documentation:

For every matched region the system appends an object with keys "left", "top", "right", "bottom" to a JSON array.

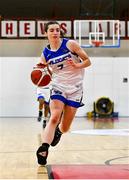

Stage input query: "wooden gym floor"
[{"left": 0, "top": 116, "right": 129, "bottom": 179}]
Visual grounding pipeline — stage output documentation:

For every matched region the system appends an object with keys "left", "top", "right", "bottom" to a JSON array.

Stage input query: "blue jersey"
[{"left": 42, "top": 38, "right": 84, "bottom": 92}]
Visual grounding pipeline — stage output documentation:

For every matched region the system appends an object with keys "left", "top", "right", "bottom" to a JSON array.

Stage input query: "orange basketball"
[{"left": 31, "top": 69, "right": 51, "bottom": 87}]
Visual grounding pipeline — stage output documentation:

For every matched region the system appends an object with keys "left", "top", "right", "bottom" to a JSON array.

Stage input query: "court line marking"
[
  {"left": 71, "top": 129, "right": 129, "bottom": 136},
  {"left": 105, "top": 156, "right": 129, "bottom": 166}
]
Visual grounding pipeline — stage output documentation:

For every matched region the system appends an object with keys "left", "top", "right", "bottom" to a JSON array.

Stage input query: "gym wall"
[{"left": 0, "top": 56, "right": 128, "bottom": 117}]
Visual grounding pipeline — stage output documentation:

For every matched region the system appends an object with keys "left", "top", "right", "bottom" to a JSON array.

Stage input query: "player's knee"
[
  {"left": 50, "top": 114, "right": 60, "bottom": 124},
  {"left": 39, "top": 98, "right": 44, "bottom": 105}
]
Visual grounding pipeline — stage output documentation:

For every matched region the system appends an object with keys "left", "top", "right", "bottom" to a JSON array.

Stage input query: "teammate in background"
[
  {"left": 37, "top": 86, "right": 50, "bottom": 128},
  {"left": 36, "top": 21, "right": 91, "bottom": 165}
]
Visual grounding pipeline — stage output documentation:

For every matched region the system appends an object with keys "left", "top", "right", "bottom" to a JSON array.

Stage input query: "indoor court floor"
[{"left": 0, "top": 116, "right": 129, "bottom": 179}]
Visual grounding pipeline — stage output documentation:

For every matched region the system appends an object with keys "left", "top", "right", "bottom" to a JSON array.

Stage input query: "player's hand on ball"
[{"left": 36, "top": 63, "right": 47, "bottom": 69}]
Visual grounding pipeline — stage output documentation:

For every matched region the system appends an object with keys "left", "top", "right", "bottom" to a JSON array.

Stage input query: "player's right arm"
[
  {"left": 37, "top": 55, "right": 52, "bottom": 76},
  {"left": 37, "top": 54, "right": 47, "bottom": 67}
]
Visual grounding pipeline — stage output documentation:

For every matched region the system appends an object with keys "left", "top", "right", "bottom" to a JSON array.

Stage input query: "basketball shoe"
[
  {"left": 51, "top": 126, "right": 63, "bottom": 146},
  {"left": 37, "top": 111, "right": 42, "bottom": 122},
  {"left": 36, "top": 143, "right": 49, "bottom": 165},
  {"left": 43, "top": 120, "right": 47, "bottom": 128}
]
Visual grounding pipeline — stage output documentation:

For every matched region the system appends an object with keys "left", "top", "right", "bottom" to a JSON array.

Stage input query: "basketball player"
[
  {"left": 37, "top": 86, "right": 50, "bottom": 128},
  {"left": 36, "top": 21, "right": 91, "bottom": 165}
]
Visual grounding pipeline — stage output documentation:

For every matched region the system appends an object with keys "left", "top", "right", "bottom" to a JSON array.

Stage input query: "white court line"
[{"left": 71, "top": 129, "right": 129, "bottom": 136}]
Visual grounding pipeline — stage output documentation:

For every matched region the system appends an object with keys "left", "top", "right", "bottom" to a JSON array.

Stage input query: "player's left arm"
[{"left": 67, "top": 40, "right": 91, "bottom": 69}]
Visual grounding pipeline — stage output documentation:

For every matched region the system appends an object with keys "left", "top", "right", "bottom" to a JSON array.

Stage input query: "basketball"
[{"left": 31, "top": 68, "right": 51, "bottom": 87}]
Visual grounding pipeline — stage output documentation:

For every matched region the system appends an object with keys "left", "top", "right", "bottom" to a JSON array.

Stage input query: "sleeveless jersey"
[{"left": 42, "top": 38, "right": 84, "bottom": 92}]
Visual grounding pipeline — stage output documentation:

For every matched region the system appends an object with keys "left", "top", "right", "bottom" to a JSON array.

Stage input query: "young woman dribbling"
[{"left": 36, "top": 21, "right": 91, "bottom": 165}]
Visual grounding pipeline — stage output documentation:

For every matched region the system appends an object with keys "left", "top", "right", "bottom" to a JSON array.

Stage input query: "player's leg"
[
  {"left": 51, "top": 88, "right": 83, "bottom": 146},
  {"left": 43, "top": 102, "right": 50, "bottom": 128},
  {"left": 51, "top": 106, "right": 77, "bottom": 146},
  {"left": 50, "top": 110, "right": 63, "bottom": 146},
  {"left": 44, "top": 103, "right": 50, "bottom": 117},
  {"left": 37, "top": 97, "right": 44, "bottom": 121},
  {"left": 60, "top": 87, "right": 83, "bottom": 132},
  {"left": 59, "top": 105, "right": 77, "bottom": 132},
  {"left": 43, "top": 99, "right": 64, "bottom": 143},
  {"left": 36, "top": 99, "right": 64, "bottom": 165}
]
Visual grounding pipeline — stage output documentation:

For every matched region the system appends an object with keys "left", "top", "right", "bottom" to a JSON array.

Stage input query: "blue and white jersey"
[{"left": 42, "top": 38, "right": 84, "bottom": 93}]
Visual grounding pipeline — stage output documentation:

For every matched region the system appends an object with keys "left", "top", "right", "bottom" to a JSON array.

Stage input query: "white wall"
[
  {"left": 77, "top": 57, "right": 129, "bottom": 117},
  {"left": 0, "top": 57, "right": 129, "bottom": 117},
  {"left": 0, "top": 57, "right": 38, "bottom": 117}
]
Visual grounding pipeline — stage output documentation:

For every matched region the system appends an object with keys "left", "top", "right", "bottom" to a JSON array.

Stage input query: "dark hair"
[{"left": 44, "top": 21, "right": 60, "bottom": 32}]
